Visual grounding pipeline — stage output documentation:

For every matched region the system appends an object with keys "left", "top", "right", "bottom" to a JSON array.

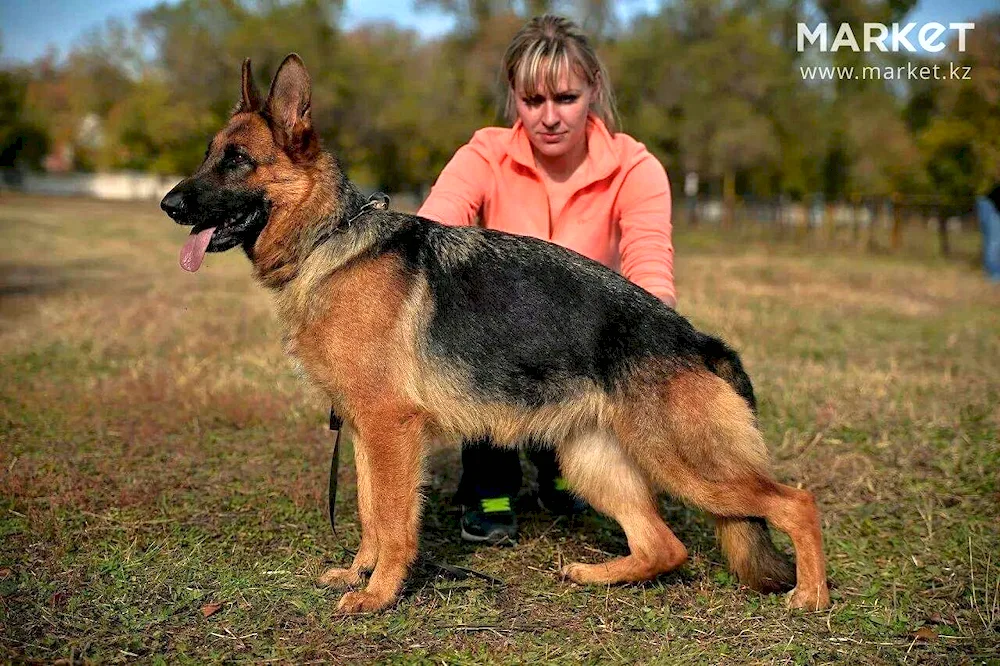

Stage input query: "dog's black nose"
[{"left": 160, "top": 190, "right": 186, "bottom": 219}]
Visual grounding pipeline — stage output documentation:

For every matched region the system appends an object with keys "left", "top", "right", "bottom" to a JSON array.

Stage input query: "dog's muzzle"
[{"left": 160, "top": 189, "right": 187, "bottom": 222}]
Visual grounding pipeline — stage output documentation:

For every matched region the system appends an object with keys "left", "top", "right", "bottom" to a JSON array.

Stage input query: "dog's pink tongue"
[{"left": 179, "top": 227, "right": 216, "bottom": 273}]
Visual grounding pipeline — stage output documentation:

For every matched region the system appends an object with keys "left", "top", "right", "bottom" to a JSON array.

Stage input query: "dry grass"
[{"left": 1, "top": 193, "right": 998, "bottom": 664}]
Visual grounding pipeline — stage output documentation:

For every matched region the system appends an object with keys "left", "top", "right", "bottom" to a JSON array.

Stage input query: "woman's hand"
[{"left": 655, "top": 292, "right": 677, "bottom": 309}]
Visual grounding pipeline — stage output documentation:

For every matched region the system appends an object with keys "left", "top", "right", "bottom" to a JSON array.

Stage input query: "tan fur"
[
  {"left": 280, "top": 257, "right": 828, "bottom": 610},
  {"left": 282, "top": 255, "right": 416, "bottom": 419},
  {"left": 318, "top": 422, "right": 377, "bottom": 588},
  {"left": 623, "top": 368, "right": 770, "bottom": 483},
  {"left": 251, "top": 151, "right": 347, "bottom": 289},
  {"left": 184, "top": 56, "right": 829, "bottom": 612},
  {"left": 607, "top": 366, "right": 826, "bottom": 608},
  {"left": 281, "top": 253, "right": 429, "bottom": 611},
  {"left": 557, "top": 430, "right": 687, "bottom": 583}
]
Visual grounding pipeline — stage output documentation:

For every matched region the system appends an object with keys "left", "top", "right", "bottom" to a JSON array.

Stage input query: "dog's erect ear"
[
  {"left": 265, "top": 54, "right": 315, "bottom": 157},
  {"left": 235, "top": 58, "right": 262, "bottom": 114}
]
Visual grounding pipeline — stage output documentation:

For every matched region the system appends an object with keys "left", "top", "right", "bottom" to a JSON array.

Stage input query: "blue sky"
[
  {"left": 0, "top": 0, "right": 451, "bottom": 63},
  {"left": 0, "top": 0, "right": 994, "bottom": 64}
]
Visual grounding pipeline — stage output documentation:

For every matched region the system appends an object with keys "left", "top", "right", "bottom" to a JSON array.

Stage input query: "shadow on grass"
[
  {"left": 0, "top": 260, "right": 110, "bottom": 297},
  {"left": 387, "top": 448, "right": 717, "bottom": 598},
  {"left": 0, "top": 260, "right": 115, "bottom": 326}
]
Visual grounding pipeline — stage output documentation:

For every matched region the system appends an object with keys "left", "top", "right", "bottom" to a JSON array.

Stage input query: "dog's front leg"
[
  {"left": 336, "top": 411, "right": 425, "bottom": 613},
  {"left": 318, "top": 423, "right": 379, "bottom": 588}
]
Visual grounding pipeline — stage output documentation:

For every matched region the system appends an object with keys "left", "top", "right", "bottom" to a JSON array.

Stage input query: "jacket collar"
[{"left": 507, "top": 114, "right": 622, "bottom": 187}]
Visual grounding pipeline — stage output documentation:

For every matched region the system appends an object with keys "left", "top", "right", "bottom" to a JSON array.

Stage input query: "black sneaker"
[
  {"left": 537, "top": 476, "right": 588, "bottom": 515},
  {"left": 460, "top": 497, "right": 517, "bottom": 544}
]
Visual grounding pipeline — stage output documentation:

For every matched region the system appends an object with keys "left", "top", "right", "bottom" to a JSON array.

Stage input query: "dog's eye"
[{"left": 227, "top": 152, "right": 253, "bottom": 169}]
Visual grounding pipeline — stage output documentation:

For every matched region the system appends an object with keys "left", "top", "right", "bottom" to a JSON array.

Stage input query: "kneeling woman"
[{"left": 418, "top": 14, "right": 677, "bottom": 543}]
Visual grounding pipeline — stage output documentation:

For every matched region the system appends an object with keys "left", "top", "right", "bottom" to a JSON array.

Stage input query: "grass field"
[{"left": 2, "top": 193, "right": 998, "bottom": 664}]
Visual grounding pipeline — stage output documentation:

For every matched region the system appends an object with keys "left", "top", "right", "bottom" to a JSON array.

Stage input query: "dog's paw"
[
  {"left": 785, "top": 585, "right": 831, "bottom": 611},
  {"left": 561, "top": 562, "right": 608, "bottom": 585},
  {"left": 317, "top": 567, "right": 362, "bottom": 589},
  {"left": 336, "top": 589, "right": 394, "bottom": 614}
]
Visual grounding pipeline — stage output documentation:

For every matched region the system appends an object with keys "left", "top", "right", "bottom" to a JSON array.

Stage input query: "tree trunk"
[
  {"left": 937, "top": 210, "right": 950, "bottom": 257},
  {"left": 890, "top": 193, "right": 903, "bottom": 251},
  {"left": 723, "top": 170, "right": 736, "bottom": 228}
]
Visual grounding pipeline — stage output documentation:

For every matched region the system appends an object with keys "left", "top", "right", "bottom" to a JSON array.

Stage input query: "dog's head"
[{"left": 160, "top": 54, "right": 320, "bottom": 272}]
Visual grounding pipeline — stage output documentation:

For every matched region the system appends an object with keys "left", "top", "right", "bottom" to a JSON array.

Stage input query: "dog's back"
[{"left": 378, "top": 214, "right": 714, "bottom": 398}]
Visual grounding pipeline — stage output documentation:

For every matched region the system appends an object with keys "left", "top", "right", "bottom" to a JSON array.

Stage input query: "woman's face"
[{"left": 514, "top": 67, "right": 593, "bottom": 163}]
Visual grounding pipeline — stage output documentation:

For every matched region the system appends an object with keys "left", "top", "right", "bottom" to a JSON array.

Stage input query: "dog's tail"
[
  {"left": 699, "top": 335, "right": 795, "bottom": 592},
  {"left": 699, "top": 334, "right": 756, "bottom": 414},
  {"left": 714, "top": 516, "right": 796, "bottom": 592}
]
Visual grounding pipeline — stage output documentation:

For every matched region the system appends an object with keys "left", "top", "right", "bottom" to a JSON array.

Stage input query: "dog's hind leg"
[
  {"left": 673, "top": 474, "right": 828, "bottom": 610},
  {"left": 623, "top": 369, "right": 829, "bottom": 610},
  {"left": 319, "top": 422, "right": 379, "bottom": 589},
  {"left": 336, "top": 410, "right": 426, "bottom": 613},
  {"left": 556, "top": 431, "right": 688, "bottom": 584}
]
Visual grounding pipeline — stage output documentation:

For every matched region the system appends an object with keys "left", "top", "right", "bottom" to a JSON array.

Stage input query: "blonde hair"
[{"left": 501, "top": 14, "right": 619, "bottom": 133}]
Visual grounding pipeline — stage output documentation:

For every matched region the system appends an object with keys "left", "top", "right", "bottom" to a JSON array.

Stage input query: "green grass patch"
[{"left": 1, "top": 194, "right": 998, "bottom": 663}]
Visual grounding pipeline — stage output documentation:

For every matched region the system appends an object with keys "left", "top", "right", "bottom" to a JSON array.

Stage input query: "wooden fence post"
[{"left": 890, "top": 192, "right": 903, "bottom": 251}]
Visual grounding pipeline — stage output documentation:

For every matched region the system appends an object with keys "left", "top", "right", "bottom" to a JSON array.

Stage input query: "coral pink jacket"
[{"left": 417, "top": 115, "right": 676, "bottom": 304}]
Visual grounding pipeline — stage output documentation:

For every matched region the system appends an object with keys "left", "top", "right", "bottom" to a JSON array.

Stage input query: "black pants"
[{"left": 456, "top": 437, "right": 561, "bottom": 504}]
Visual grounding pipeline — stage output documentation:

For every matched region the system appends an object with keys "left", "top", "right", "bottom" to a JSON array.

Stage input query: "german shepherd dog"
[{"left": 160, "top": 55, "right": 830, "bottom": 614}]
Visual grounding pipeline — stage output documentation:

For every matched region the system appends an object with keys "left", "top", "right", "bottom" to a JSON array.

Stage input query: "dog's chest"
[{"left": 275, "top": 254, "right": 417, "bottom": 409}]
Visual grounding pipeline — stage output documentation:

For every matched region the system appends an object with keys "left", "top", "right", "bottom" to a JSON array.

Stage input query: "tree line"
[{"left": 1, "top": 0, "right": 998, "bottom": 212}]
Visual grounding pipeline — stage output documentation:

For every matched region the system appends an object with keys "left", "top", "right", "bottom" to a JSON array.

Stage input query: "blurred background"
[
  {"left": 1, "top": 0, "right": 998, "bottom": 261},
  {"left": 3, "top": 4, "right": 1000, "bottom": 662}
]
